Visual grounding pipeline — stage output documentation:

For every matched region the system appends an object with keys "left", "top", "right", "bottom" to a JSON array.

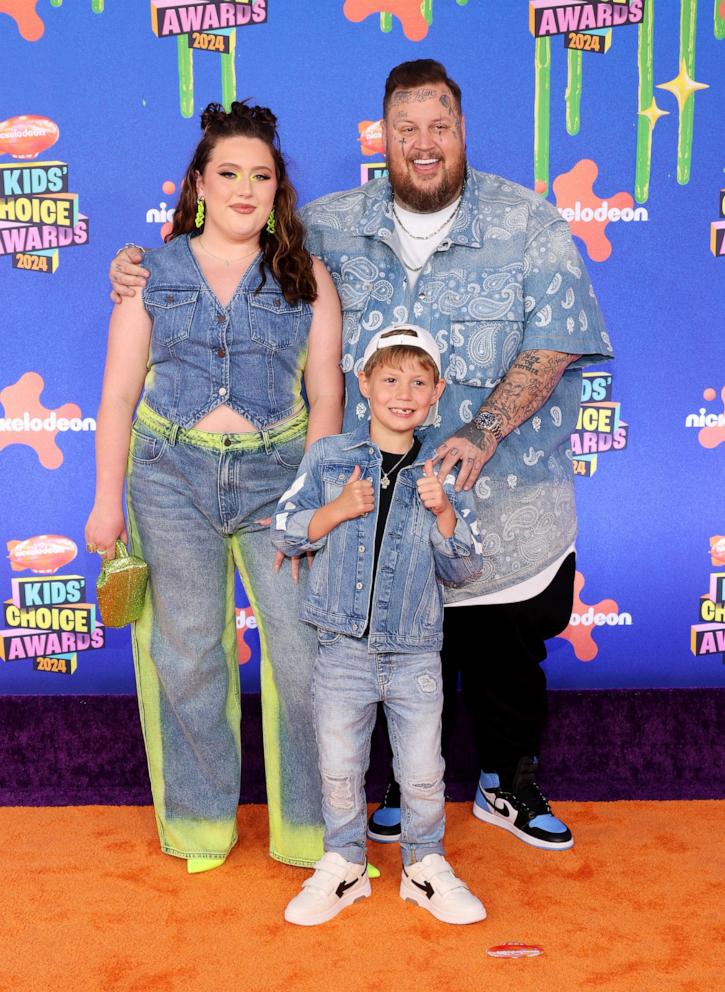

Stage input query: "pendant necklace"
[{"left": 380, "top": 444, "right": 413, "bottom": 489}]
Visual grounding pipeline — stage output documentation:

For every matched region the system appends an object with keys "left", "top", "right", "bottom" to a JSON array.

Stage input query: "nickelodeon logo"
[
  {"left": 685, "top": 387, "right": 725, "bottom": 450},
  {"left": 557, "top": 570, "right": 630, "bottom": 661},
  {"left": 553, "top": 159, "right": 645, "bottom": 262},
  {"left": 558, "top": 201, "right": 648, "bottom": 224},
  {"left": 0, "top": 372, "right": 94, "bottom": 469}
]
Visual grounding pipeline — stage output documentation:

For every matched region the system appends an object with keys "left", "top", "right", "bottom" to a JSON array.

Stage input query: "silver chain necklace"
[
  {"left": 380, "top": 444, "right": 414, "bottom": 489},
  {"left": 391, "top": 197, "right": 461, "bottom": 241}
]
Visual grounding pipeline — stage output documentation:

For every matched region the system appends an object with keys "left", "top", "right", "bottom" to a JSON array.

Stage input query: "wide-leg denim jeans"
[
  {"left": 312, "top": 631, "right": 446, "bottom": 867},
  {"left": 126, "top": 403, "right": 323, "bottom": 867}
]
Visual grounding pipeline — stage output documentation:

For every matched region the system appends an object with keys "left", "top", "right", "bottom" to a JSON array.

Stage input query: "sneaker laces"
[{"left": 506, "top": 758, "right": 552, "bottom": 819}]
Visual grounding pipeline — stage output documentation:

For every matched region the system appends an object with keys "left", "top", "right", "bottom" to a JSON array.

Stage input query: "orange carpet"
[{"left": 1, "top": 801, "right": 721, "bottom": 992}]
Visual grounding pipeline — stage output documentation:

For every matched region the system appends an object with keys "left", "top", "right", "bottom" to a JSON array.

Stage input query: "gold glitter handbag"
[{"left": 96, "top": 541, "right": 148, "bottom": 627}]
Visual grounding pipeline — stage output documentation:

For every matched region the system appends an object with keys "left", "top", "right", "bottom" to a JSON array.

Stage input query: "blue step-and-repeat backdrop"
[{"left": 1, "top": 1, "right": 723, "bottom": 694}]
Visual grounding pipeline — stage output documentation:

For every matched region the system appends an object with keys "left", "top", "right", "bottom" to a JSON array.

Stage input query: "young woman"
[{"left": 86, "top": 102, "right": 342, "bottom": 873}]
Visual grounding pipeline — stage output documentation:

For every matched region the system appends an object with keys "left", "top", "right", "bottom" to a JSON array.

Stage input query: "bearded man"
[{"left": 299, "top": 60, "right": 613, "bottom": 852}]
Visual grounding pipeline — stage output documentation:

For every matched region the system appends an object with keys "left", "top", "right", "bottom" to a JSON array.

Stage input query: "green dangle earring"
[
  {"left": 195, "top": 195, "right": 205, "bottom": 229},
  {"left": 266, "top": 205, "right": 276, "bottom": 235}
]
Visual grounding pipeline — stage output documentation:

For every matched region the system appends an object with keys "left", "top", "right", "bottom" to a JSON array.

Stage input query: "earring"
[
  {"left": 265, "top": 206, "right": 276, "bottom": 235},
  {"left": 195, "top": 196, "right": 205, "bottom": 229}
]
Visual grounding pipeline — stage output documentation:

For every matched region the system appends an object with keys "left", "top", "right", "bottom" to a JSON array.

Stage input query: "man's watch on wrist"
[{"left": 472, "top": 409, "right": 503, "bottom": 443}]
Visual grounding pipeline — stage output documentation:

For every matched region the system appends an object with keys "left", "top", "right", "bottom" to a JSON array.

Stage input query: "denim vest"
[
  {"left": 271, "top": 423, "right": 484, "bottom": 652},
  {"left": 301, "top": 168, "right": 613, "bottom": 596},
  {"left": 140, "top": 234, "right": 312, "bottom": 430}
]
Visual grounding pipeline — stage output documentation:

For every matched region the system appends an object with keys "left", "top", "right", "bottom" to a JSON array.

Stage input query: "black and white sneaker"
[
  {"left": 284, "top": 852, "right": 371, "bottom": 926},
  {"left": 366, "top": 780, "right": 401, "bottom": 843},
  {"left": 473, "top": 756, "right": 573, "bottom": 851}
]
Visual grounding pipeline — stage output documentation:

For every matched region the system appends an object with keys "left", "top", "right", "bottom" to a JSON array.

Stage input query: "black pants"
[{"left": 440, "top": 552, "right": 576, "bottom": 780}]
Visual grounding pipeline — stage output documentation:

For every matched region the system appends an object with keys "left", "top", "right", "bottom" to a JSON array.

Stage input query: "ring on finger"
[{"left": 86, "top": 543, "right": 96, "bottom": 553}]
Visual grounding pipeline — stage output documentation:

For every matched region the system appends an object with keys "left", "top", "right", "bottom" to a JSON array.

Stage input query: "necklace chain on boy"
[{"left": 380, "top": 444, "right": 414, "bottom": 489}]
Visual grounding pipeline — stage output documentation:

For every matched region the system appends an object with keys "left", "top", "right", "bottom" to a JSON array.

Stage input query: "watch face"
[{"left": 475, "top": 411, "right": 502, "bottom": 438}]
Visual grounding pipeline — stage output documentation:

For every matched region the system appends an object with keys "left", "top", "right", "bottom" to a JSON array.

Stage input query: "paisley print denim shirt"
[{"left": 301, "top": 168, "right": 613, "bottom": 596}]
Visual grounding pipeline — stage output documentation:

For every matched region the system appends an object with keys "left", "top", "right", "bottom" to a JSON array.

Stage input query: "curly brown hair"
[{"left": 168, "top": 101, "right": 317, "bottom": 305}]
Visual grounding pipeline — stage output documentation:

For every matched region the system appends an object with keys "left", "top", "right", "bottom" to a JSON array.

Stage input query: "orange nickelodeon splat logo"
[
  {"left": 552, "top": 159, "right": 647, "bottom": 262},
  {"left": 0, "top": 372, "right": 95, "bottom": 469},
  {"left": 344, "top": 0, "right": 431, "bottom": 41},
  {"left": 685, "top": 387, "right": 725, "bottom": 450},
  {"left": 556, "top": 570, "right": 630, "bottom": 661},
  {"left": 236, "top": 605, "right": 258, "bottom": 665},
  {"left": 0, "top": 1, "right": 45, "bottom": 41},
  {"left": 343, "top": 0, "right": 470, "bottom": 41},
  {"left": 358, "top": 120, "right": 385, "bottom": 157}
]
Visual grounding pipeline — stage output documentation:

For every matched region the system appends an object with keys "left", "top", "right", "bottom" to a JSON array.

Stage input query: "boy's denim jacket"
[{"left": 271, "top": 422, "right": 484, "bottom": 653}]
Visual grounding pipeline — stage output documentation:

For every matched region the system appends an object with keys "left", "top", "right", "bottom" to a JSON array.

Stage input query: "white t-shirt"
[{"left": 392, "top": 198, "right": 460, "bottom": 286}]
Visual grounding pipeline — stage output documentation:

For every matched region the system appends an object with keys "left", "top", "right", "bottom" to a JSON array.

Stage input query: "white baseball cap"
[{"left": 361, "top": 324, "right": 442, "bottom": 428}]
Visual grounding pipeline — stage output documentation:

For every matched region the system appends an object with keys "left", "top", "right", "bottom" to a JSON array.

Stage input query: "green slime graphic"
[
  {"left": 421, "top": 0, "right": 433, "bottom": 24},
  {"left": 566, "top": 50, "right": 582, "bottom": 136},
  {"left": 635, "top": 0, "right": 655, "bottom": 203},
  {"left": 221, "top": 31, "right": 237, "bottom": 112},
  {"left": 177, "top": 35, "right": 194, "bottom": 119},
  {"left": 677, "top": 0, "right": 699, "bottom": 185},
  {"left": 715, "top": 0, "right": 725, "bottom": 39},
  {"left": 50, "top": 1, "right": 104, "bottom": 12},
  {"left": 380, "top": 12, "right": 393, "bottom": 32},
  {"left": 534, "top": 37, "right": 551, "bottom": 195}
]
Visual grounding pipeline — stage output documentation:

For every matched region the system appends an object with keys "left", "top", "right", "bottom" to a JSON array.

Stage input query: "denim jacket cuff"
[
  {"left": 274, "top": 508, "right": 327, "bottom": 553},
  {"left": 430, "top": 515, "right": 474, "bottom": 557}
]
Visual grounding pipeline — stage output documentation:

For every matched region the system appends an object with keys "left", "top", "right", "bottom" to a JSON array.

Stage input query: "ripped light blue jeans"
[{"left": 312, "top": 630, "right": 445, "bottom": 867}]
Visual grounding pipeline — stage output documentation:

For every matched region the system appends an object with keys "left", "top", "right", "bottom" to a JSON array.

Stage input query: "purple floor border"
[{"left": 1, "top": 688, "right": 723, "bottom": 806}]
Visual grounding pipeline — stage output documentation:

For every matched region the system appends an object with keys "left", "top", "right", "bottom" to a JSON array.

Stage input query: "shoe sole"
[
  {"left": 366, "top": 826, "right": 401, "bottom": 844},
  {"left": 284, "top": 876, "right": 371, "bottom": 927},
  {"left": 399, "top": 877, "right": 486, "bottom": 925},
  {"left": 472, "top": 801, "right": 574, "bottom": 851}
]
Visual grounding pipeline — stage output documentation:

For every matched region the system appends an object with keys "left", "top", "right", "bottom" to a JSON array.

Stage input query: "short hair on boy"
[{"left": 362, "top": 328, "right": 440, "bottom": 383}]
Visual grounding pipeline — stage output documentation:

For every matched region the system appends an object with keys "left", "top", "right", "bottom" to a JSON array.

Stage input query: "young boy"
[{"left": 272, "top": 325, "right": 485, "bottom": 927}]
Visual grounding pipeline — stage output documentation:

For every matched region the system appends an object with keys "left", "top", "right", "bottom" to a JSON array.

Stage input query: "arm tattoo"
[{"left": 476, "top": 350, "right": 581, "bottom": 438}]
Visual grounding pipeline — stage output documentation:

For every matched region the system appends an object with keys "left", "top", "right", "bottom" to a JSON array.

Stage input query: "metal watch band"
[{"left": 473, "top": 410, "right": 503, "bottom": 442}]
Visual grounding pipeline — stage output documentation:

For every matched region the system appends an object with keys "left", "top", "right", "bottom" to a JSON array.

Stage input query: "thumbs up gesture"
[
  {"left": 417, "top": 460, "right": 456, "bottom": 537},
  {"left": 416, "top": 460, "right": 450, "bottom": 515},
  {"left": 335, "top": 464, "right": 375, "bottom": 521}
]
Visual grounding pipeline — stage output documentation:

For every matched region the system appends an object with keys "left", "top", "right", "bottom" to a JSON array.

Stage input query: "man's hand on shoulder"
[{"left": 110, "top": 244, "right": 150, "bottom": 304}]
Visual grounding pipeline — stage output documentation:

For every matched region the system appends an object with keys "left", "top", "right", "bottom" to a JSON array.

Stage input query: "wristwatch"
[{"left": 472, "top": 409, "right": 503, "bottom": 443}]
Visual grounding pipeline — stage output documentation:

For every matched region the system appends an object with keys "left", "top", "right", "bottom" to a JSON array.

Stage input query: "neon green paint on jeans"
[{"left": 231, "top": 532, "right": 323, "bottom": 869}]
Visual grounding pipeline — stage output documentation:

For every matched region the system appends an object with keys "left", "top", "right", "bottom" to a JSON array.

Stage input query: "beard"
[{"left": 388, "top": 149, "right": 467, "bottom": 213}]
